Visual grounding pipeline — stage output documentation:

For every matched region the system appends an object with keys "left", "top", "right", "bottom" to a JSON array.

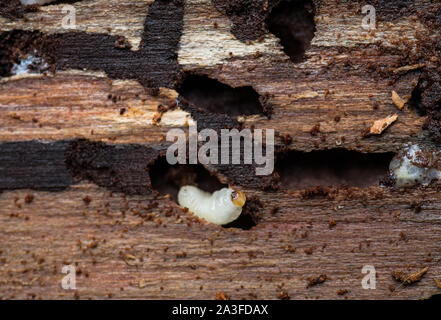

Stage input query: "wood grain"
[{"left": 1, "top": 184, "right": 440, "bottom": 299}]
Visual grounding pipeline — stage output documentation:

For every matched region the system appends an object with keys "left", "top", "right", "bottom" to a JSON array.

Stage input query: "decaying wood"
[
  {"left": 0, "top": 0, "right": 150, "bottom": 50},
  {"left": 1, "top": 184, "right": 441, "bottom": 300},
  {"left": 0, "top": 0, "right": 440, "bottom": 300}
]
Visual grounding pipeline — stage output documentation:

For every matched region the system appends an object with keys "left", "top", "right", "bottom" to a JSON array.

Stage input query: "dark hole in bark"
[
  {"left": 276, "top": 149, "right": 395, "bottom": 189},
  {"left": 408, "top": 80, "right": 428, "bottom": 117},
  {"left": 149, "top": 155, "right": 226, "bottom": 202},
  {"left": 222, "top": 196, "right": 261, "bottom": 230},
  {"left": 266, "top": 0, "right": 316, "bottom": 63},
  {"left": 177, "top": 75, "right": 264, "bottom": 117},
  {"left": 222, "top": 211, "right": 257, "bottom": 230}
]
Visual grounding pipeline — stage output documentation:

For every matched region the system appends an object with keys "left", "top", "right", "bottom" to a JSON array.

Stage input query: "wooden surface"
[{"left": 0, "top": 0, "right": 441, "bottom": 299}]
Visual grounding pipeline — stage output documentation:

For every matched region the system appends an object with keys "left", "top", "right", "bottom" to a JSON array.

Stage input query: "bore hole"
[
  {"left": 276, "top": 149, "right": 395, "bottom": 189},
  {"left": 223, "top": 196, "right": 262, "bottom": 230},
  {"left": 266, "top": 0, "right": 316, "bottom": 63},
  {"left": 178, "top": 75, "right": 264, "bottom": 117},
  {"left": 149, "top": 155, "right": 226, "bottom": 202},
  {"left": 222, "top": 211, "right": 257, "bottom": 230},
  {"left": 408, "top": 80, "right": 428, "bottom": 117}
]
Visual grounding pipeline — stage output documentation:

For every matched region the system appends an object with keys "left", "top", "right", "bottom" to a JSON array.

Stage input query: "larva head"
[{"left": 231, "top": 190, "right": 246, "bottom": 207}]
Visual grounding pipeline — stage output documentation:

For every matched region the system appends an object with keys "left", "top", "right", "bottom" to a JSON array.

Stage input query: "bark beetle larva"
[
  {"left": 177, "top": 186, "right": 246, "bottom": 225},
  {"left": 387, "top": 144, "right": 441, "bottom": 187}
]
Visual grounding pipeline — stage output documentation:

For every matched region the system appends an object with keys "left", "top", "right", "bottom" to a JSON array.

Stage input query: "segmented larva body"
[
  {"left": 178, "top": 186, "right": 246, "bottom": 225},
  {"left": 388, "top": 144, "right": 441, "bottom": 187}
]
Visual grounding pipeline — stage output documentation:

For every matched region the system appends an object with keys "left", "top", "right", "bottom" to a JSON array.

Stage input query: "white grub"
[
  {"left": 20, "top": 0, "right": 57, "bottom": 5},
  {"left": 11, "top": 52, "right": 49, "bottom": 76},
  {"left": 388, "top": 144, "right": 441, "bottom": 187},
  {"left": 178, "top": 186, "right": 246, "bottom": 225}
]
